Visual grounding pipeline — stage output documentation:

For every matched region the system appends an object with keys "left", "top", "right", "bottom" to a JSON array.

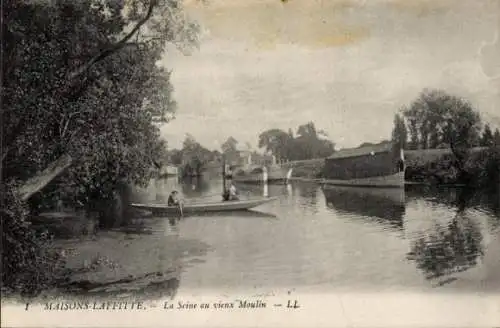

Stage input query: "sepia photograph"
[{"left": 1, "top": 0, "right": 500, "bottom": 327}]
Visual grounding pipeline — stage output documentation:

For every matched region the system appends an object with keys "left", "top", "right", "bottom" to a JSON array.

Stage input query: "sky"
[{"left": 159, "top": 0, "right": 500, "bottom": 151}]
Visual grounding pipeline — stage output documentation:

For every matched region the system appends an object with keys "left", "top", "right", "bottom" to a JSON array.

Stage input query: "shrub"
[
  {"left": 1, "top": 182, "right": 66, "bottom": 297},
  {"left": 472, "top": 147, "right": 500, "bottom": 190},
  {"left": 404, "top": 147, "right": 499, "bottom": 188}
]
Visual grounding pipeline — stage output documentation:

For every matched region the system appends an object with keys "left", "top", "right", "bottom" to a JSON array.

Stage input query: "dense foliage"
[
  {"left": 391, "top": 89, "right": 500, "bottom": 187},
  {"left": 396, "top": 89, "right": 483, "bottom": 151},
  {"left": 1, "top": 183, "right": 66, "bottom": 297},
  {"left": 1, "top": 0, "right": 198, "bottom": 295},
  {"left": 407, "top": 188, "right": 485, "bottom": 281},
  {"left": 258, "top": 122, "right": 335, "bottom": 161},
  {"left": 221, "top": 137, "right": 239, "bottom": 154},
  {"left": 391, "top": 114, "right": 408, "bottom": 150},
  {"left": 168, "top": 134, "right": 221, "bottom": 177},
  {"left": 2, "top": 0, "right": 197, "bottom": 209}
]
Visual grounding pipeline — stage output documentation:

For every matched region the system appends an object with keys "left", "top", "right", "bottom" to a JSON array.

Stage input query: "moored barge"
[{"left": 322, "top": 142, "right": 405, "bottom": 188}]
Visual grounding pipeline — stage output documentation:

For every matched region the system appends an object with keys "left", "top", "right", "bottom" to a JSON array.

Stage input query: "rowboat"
[
  {"left": 129, "top": 197, "right": 278, "bottom": 215},
  {"left": 181, "top": 210, "right": 278, "bottom": 219}
]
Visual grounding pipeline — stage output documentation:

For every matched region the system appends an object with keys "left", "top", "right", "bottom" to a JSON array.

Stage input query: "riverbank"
[
  {"left": 42, "top": 218, "right": 208, "bottom": 301},
  {"left": 2, "top": 211, "right": 207, "bottom": 302},
  {"left": 1, "top": 180, "right": 143, "bottom": 298}
]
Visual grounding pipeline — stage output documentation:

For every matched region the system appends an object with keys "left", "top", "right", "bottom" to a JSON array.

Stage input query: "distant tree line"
[
  {"left": 258, "top": 122, "right": 335, "bottom": 161},
  {"left": 166, "top": 123, "right": 336, "bottom": 177}
]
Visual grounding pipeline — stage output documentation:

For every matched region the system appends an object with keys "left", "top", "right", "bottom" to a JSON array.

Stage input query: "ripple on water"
[{"left": 46, "top": 179, "right": 500, "bottom": 298}]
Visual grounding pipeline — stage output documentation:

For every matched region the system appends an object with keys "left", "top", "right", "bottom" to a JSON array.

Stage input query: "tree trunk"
[{"left": 16, "top": 155, "right": 72, "bottom": 201}]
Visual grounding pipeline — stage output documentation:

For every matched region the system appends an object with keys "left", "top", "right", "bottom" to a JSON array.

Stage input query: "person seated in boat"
[
  {"left": 222, "top": 189, "right": 229, "bottom": 201},
  {"left": 168, "top": 190, "right": 185, "bottom": 217},
  {"left": 167, "top": 190, "right": 181, "bottom": 206},
  {"left": 229, "top": 183, "right": 240, "bottom": 201},
  {"left": 222, "top": 182, "right": 239, "bottom": 201},
  {"left": 225, "top": 165, "right": 233, "bottom": 179}
]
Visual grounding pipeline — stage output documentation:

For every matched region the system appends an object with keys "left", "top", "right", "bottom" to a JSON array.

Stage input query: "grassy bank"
[
  {"left": 404, "top": 147, "right": 500, "bottom": 188},
  {"left": 1, "top": 181, "right": 138, "bottom": 299}
]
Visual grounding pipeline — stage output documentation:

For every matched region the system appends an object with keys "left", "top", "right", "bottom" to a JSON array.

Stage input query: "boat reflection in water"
[
  {"left": 183, "top": 210, "right": 277, "bottom": 220},
  {"left": 322, "top": 185, "right": 406, "bottom": 230}
]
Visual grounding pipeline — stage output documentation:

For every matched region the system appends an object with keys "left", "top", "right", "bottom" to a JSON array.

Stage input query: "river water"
[{"left": 53, "top": 177, "right": 500, "bottom": 300}]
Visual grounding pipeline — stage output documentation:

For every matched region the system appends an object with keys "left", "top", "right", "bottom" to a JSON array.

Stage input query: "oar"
[
  {"left": 176, "top": 198, "right": 184, "bottom": 218},
  {"left": 178, "top": 202, "right": 184, "bottom": 217}
]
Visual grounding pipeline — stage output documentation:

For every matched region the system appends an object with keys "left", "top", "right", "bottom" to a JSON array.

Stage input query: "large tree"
[
  {"left": 1, "top": 0, "right": 199, "bottom": 296},
  {"left": 258, "top": 122, "right": 334, "bottom": 161},
  {"left": 401, "top": 89, "right": 482, "bottom": 175},
  {"left": 294, "top": 122, "right": 335, "bottom": 160},
  {"left": 391, "top": 113, "right": 408, "bottom": 149},
  {"left": 258, "top": 129, "right": 292, "bottom": 161},
  {"left": 221, "top": 136, "right": 239, "bottom": 154},
  {"left": 180, "top": 134, "right": 212, "bottom": 176},
  {"left": 2, "top": 0, "right": 198, "bottom": 208}
]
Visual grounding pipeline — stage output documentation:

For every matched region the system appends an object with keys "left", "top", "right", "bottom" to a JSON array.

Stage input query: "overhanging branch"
[
  {"left": 4, "top": 0, "right": 159, "bottom": 152},
  {"left": 67, "top": 0, "right": 158, "bottom": 82}
]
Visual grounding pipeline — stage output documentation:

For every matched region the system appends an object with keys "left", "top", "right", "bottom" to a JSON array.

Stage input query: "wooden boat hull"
[
  {"left": 130, "top": 197, "right": 278, "bottom": 215},
  {"left": 323, "top": 142, "right": 405, "bottom": 188},
  {"left": 322, "top": 171, "right": 405, "bottom": 188}
]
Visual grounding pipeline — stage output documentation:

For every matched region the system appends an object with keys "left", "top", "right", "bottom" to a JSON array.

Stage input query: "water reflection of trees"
[
  {"left": 322, "top": 186, "right": 405, "bottom": 230},
  {"left": 405, "top": 185, "right": 500, "bottom": 220},
  {"left": 179, "top": 176, "right": 211, "bottom": 198},
  {"left": 294, "top": 182, "right": 318, "bottom": 206},
  {"left": 487, "top": 192, "right": 500, "bottom": 228},
  {"left": 407, "top": 188, "right": 485, "bottom": 282},
  {"left": 233, "top": 183, "right": 284, "bottom": 198}
]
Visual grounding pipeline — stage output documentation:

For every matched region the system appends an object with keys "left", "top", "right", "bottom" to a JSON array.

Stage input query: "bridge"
[
  {"left": 277, "top": 158, "right": 325, "bottom": 169},
  {"left": 203, "top": 153, "right": 328, "bottom": 179}
]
